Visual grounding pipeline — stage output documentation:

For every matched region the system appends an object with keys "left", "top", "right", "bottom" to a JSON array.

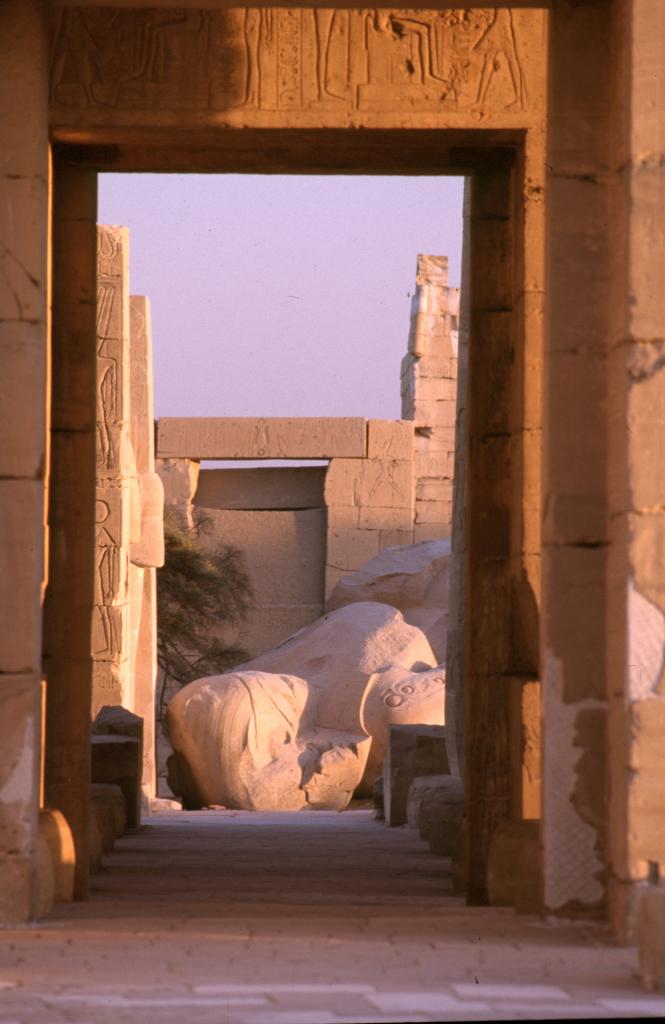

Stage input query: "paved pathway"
[{"left": 0, "top": 810, "right": 660, "bottom": 1022}]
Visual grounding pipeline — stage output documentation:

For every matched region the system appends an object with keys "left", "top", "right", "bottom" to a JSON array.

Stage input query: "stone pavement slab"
[{"left": 0, "top": 810, "right": 648, "bottom": 1022}]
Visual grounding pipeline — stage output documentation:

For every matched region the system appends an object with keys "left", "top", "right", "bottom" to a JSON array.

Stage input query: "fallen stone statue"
[{"left": 167, "top": 602, "right": 445, "bottom": 811}]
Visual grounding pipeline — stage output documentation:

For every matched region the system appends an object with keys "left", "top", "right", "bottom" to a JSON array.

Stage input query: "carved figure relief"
[
  {"left": 50, "top": 8, "right": 528, "bottom": 117},
  {"left": 50, "top": 8, "right": 212, "bottom": 109}
]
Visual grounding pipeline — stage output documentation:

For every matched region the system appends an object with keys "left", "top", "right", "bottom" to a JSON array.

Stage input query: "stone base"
[
  {"left": 639, "top": 887, "right": 665, "bottom": 991},
  {"left": 407, "top": 773, "right": 464, "bottom": 850},
  {"left": 384, "top": 725, "right": 449, "bottom": 827},
  {"left": 38, "top": 808, "right": 75, "bottom": 904},
  {"left": 487, "top": 820, "right": 541, "bottom": 913},
  {"left": 90, "top": 712, "right": 142, "bottom": 831},
  {"left": 91, "top": 783, "right": 127, "bottom": 854}
]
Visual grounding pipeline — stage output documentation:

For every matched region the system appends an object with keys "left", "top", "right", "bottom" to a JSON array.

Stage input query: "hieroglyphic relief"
[
  {"left": 94, "top": 226, "right": 131, "bottom": 689},
  {"left": 49, "top": 8, "right": 529, "bottom": 118},
  {"left": 50, "top": 7, "right": 213, "bottom": 109}
]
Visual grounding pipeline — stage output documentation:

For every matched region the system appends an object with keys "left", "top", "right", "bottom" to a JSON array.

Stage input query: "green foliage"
[{"left": 156, "top": 511, "right": 253, "bottom": 719}]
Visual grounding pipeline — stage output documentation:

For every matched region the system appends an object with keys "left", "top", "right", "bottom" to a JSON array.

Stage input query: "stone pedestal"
[{"left": 383, "top": 724, "right": 449, "bottom": 827}]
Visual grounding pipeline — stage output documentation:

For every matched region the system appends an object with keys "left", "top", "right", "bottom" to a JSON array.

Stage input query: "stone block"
[
  {"left": 367, "top": 420, "right": 413, "bottom": 461},
  {"left": 38, "top": 809, "right": 74, "bottom": 903},
  {"left": 487, "top": 820, "right": 542, "bottom": 913},
  {"left": 0, "top": 481, "right": 44, "bottom": 673},
  {"left": 326, "top": 526, "right": 380, "bottom": 572},
  {"left": 639, "top": 887, "right": 665, "bottom": 992},
  {"left": 358, "top": 506, "right": 413, "bottom": 531},
  {"left": 327, "top": 505, "right": 360, "bottom": 530},
  {"left": 407, "top": 774, "right": 462, "bottom": 844},
  {"left": 0, "top": 321, "right": 46, "bottom": 478},
  {"left": 91, "top": 723, "right": 142, "bottom": 829},
  {"left": 359, "top": 459, "right": 413, "bottom": 510},
  {"left": 416, "top": 479, "right": 454, "bottom": 503},
  {"left": 414, "top": 522, "right": 451, "bottom": 543},
  {"left": 415, "top": 451, "right": 452, "bottom": 479},
  {"left": 415, "top": 499, "right": 450, "bottom": 525},
  {"left": 414, "top": 425, "right": 455, "bottom": 453},
  {"left": 91, "top": 783, "right": 127, "bottom": 853},
  {"left": 414, "top": 378, "right": 458, "bottom": 403},
  {"left": 413, "top": 400, "right": 457, "bottom": 429},
  {"left": 383, "top": 724, "right": 449, "bottom": 827},
  {"left": 0, "top": 175, "right": 45, "bottom": 323},
  {"left": 157, "top": 417, "right": 366, "bottom": 460},
  {"left": 195, "top": 466, "right": 326, "bottom": 511},
  {"left": 197, "top": 507, "right": 325, "bottom": 606},
  {"left": 425, "top": 776, "right": 465, "bottom": 856},
  {"left": 324, "top": 459, "right": 363, "bottom": 507}
]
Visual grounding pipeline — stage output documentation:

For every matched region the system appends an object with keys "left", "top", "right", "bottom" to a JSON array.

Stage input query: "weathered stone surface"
[
  {"left": 90, "top": 783, "right": 127, "bottom": 853},
  {"left": 0, "top": 674, "right": 41, "bottom": 924},
  {"left": 639, "top": 887, "right": 665, "bottom": 992},
  {"left": 0, "top": 482, "right": 45, "bottom": 674},
  {"left": 384, "top": 724, "right": 449, "bottom": 827},
  {"left": 168, "top": 671, "right": 371, "bottom": 811},
  {"left": 157, "top": 457, "right": 200, "bottom": 527},
  {"left": 327, "top": 539, "right": 450, "bottom": 617},
  {"left": 487, "top": 820, "right": 541, "bottom": 913},
  {"left": 195, "top": 466, "right": 326, "bottom": 511},
  {"left": 38, "top": 808, "right": 74, "bottom": 904},
  {"left": 168, "top": 604, "right": 444, "bottom": 808},
  {"left": 237, "top": 602, "right": 436, "bottom": 741},
  {"left": 157, "top": 417, "right": 366, "bottom": 460},
  {"left": 196, "top": 506, "right": 326, "bottom": 660},
  {"left": 90, "top": 731, "right": 142, "bottom": 829},
  {"left": 426, "top": 776, "right": 465, "bottom": 857},
  {"left": 367, "top": 420, "right": 414, "bottom": 461},
  {"left": 406, "top": 773, "right": 461, "bottom": 841}
]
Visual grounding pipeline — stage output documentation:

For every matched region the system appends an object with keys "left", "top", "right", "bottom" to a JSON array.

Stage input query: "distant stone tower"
[{"left": 401, "top": 255, "right": 460, "bottom": 541}]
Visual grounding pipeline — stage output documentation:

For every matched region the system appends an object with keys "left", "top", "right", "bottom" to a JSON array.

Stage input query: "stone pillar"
[
  {"left": 44, "top": 165, "right": 97, "bottom": 901},
  {"left": 401, "top": 255, "right": 459, "bottom": 542},
  {"left": 542, "top": 0, "right": 613, "bottom": 921},
  {"left": 129, "top": 297, "right": 164, "bottom": 798},
  {"left": 605, "top": 0, "right": 665, "bottom": 942},
  {"left": 445, "top": 181, "right": 471, "bottom": 778},
  {"left": 93, "top": 227, "right": 133, "bottom": 716},
  {"left": 0, "top": 0, "right": 49, "bottom": 923}
]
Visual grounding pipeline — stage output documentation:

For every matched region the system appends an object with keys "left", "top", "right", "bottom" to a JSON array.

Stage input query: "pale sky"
[{"left": 99, "top": 174, "right": 464, "bottom": 423}]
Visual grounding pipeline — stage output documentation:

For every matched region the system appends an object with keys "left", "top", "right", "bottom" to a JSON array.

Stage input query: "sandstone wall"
[{"left": 401, "top": 255, "right": 460, "bottom": 541}]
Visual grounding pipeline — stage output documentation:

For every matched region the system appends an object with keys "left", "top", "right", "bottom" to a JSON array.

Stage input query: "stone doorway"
[
  {"left": 48, "top": 133, "right": 537, "bottom": 906},
  {"left": 43, "top": 3, "right": 545, "bottom": 923}
]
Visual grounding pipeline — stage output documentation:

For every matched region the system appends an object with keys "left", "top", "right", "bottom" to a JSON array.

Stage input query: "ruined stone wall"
[
  {"left": 155, "top": 416, "right": 416, "bottom": 608},
  {"left": 401, "top": 255, "right": 459, "bottom": 542},
  {"left": 94, "top": 227, "right": 164, "bottom": 797}
]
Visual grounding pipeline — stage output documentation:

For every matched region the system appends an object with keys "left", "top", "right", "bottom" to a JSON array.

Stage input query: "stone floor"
[{"left": 0, "top": 810, "right": 662, "bottom": 1023}]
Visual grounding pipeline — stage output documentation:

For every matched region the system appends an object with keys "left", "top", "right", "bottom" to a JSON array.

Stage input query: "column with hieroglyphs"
[
  {"left": 401, "top": 255, "right": 459, "bottom": 541},
  {"left": 93, "top": 226, "right": 134, "bottom": 714}
]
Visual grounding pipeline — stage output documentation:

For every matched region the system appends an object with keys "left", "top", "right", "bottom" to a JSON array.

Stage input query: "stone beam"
[{"left": 156, "top": 418, "right": 367, "bottom": 461}]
